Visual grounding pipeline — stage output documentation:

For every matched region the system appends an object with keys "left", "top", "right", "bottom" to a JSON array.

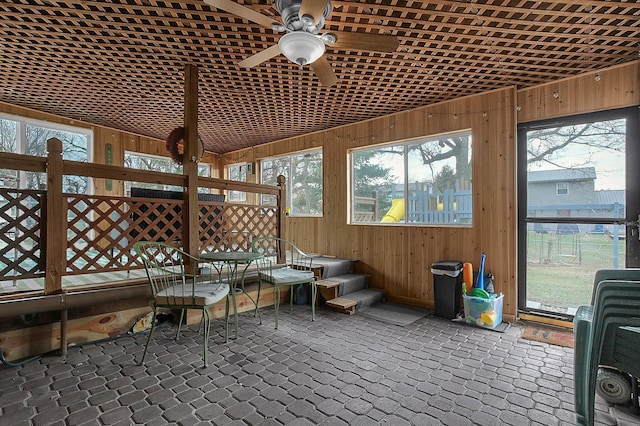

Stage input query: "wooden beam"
[
  {"left": 197, "top": 175, "right": 280, "bottom": 195},
  {"left": 183, "top": 64, "right": 200, "bottom": 261},
  {"left": 63, "top": 160, "right": 186, "bottom": 186},
  {"left": 0, "top": 152, "right": 46, "bottom": 173}
]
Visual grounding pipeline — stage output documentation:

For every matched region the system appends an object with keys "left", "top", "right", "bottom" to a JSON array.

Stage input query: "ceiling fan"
[{"left": 203, "top": 0, "right": 400, "bottom": 86}]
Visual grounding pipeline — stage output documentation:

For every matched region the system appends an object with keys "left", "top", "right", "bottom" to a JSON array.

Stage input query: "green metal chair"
[
  {"left": 134, "top": 241, "right": 230, "bottom": 367},
  {"left": 573, "top": 270, "right": 640, "bottom": 425},
  {"left": 251, "top": 237, "right": 317, "bottom": 329}
]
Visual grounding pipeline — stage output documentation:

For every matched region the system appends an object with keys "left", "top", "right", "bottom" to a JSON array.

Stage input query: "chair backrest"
[
  {"left": 134, "top": 241, "right": 197, "bottom": 301},
  {"left": 591, "top": 268, "right": 640, "bottom": 303},
  {"left": 251, "top": 237, "right": 313, "bottom": 271},
  {"left": 590, "top": 279, "right": 640, "bottom": 374}
]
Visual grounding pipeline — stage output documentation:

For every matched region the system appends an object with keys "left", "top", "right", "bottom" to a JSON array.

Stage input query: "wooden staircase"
[{"left": 309, "top": 256, "right": 384, "bottom": 315}]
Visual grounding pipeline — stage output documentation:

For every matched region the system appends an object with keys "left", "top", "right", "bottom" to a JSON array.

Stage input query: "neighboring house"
[{"left": 528, "top": 167, "right": 625, "bottom": 234}]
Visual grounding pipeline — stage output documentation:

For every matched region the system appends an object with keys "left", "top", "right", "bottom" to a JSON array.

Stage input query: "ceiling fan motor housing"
[{"left": 276, "top": 0, "right": 331, "bottom": 33}]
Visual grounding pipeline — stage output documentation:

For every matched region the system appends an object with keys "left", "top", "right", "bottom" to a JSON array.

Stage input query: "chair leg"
[
  {"left": 175, "top": 309, "right": 185, "bottom": 341},
  {"left": 255, "top": 280, "right": 262, "bottom": 324},
  {"left": 224, "top": 294, "right": 230, "bottom": 343},
  {"left": 202, "top": 308, "right": 210, "bottom": 368},
  {"left": 274, "top": 286, "right": 280, "bottom": 329},
  {"left": 232, "top": 289, "right": 239, "bottom": 340},
  {"left": 139, "top": 308, "right": 158, "bottom": 365},
  {"left": 311, "top": 281, "right": 316, "bottom": 321},
  {"left": 289, "top": 285, "right": 294, "bottom": 313}
]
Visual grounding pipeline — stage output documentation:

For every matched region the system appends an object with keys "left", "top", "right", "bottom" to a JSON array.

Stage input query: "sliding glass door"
[{"left": 517, "top": 107, "right": 640, "bottom": 319}]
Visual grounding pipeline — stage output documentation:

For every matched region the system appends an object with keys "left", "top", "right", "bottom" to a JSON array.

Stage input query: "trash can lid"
[{"left": 431, "top": 260, "right": 463, "bottom": 271}]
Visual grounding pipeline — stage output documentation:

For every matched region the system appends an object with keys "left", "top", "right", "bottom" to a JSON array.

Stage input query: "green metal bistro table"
[{"left": 199, "top": 251, "right": 263, "bottom": 339}]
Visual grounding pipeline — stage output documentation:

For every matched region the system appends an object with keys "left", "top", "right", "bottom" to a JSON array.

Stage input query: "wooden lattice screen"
[
  {"left": 0, "top": 191, "right": 279, "bottom": 283},
  {"left": 0, "top": 188, "right": 45, "bottom": 280}
]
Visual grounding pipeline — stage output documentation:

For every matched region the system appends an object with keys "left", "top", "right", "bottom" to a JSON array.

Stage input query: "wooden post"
[
  {"left": 276, "top": 175, "right": 286, "bottom": 263},
  {"left": 46, "top": 138, "right": 67, "bottom": 354},
  {"left": 183, "top": 64, "right": 200, "bottom": 268},
  {"left": 45, "top": 138, "right": 65, "bottom": 295}
]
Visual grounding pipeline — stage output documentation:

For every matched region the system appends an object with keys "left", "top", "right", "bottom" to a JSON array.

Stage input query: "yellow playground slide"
[{"left": 380, "top": 199, "right": 405, "bottom": 222}]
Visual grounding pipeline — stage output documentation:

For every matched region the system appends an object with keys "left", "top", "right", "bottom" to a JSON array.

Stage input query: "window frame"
[
  {"left": 0, "top": 113, "right": 94, "bottom": 193},
  {"left": 259, "top": 148, "right": 323, "bottom": 217},
  {"left": 348, "top": 130, "right": 473, "bottom": 227},
  {"left": 225, "top": 162, "right": 248, "bottom": 202},
  {"left": 556, "top": 182, "right": 569, "bottom": 195}
]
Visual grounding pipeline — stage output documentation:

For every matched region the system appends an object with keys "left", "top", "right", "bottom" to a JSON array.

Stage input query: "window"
[
  {"left": 0, "top": 114, "right": 92, "bottom": 193},
  {"left": 260, "top": 149, "right": 323, "bottom": 216},
  {"left": 556, "top": 182, "right": 568, "bottom": 195},
  {"left": 124, "top": 152, "right": 211, "bottom": 195},
  {"left": 350, "top": 130, "right": 472, "bottom": 225},
  {"left": 226, "top": 163, "right": 247, "bottom": 202}
]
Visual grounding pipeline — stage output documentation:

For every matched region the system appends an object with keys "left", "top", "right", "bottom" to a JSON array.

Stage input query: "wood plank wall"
[
  {"left": 223, "top": 87, "right": 519, "bottom": 319},
  {"left": 517, "top": 61, "right": 640, "bottom": 122},
  {"left": 223, "top": 60, "right": 640, "bottom": 322}
]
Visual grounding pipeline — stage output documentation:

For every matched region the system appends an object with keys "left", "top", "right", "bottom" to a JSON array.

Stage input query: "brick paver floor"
[{"left": 1, "top": 305, "right": 637, "bottom": 425}]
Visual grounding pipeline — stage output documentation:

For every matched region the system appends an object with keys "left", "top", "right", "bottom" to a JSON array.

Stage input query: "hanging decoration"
[
  {"left": 166, "top": 126, "right": 206, "bottom": 165},
  {"left": 166, "top": 126, "right": 185, "bottom": 164}
]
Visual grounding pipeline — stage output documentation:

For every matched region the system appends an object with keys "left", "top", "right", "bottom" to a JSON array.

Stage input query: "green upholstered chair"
[
  {"left": 134, "top": 241, "right": 230, "bottom": 367},
  {"left": 251, "top": 237, "right": 317, "bottom": 329}
]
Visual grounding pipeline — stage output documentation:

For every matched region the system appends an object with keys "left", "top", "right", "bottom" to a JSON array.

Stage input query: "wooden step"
[
  {"left": 315, "top": 279, "right": 340, "bottom": 302},
  {"left": 326, "top": 297, "right": 357, "bottom": 315}
]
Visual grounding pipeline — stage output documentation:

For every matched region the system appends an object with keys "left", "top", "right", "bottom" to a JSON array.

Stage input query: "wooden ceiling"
[{"left": 0, "top": 1, "right": 638, "bottom": 155}]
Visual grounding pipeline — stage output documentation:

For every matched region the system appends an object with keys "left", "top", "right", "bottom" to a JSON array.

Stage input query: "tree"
[
  {"left": 410, "top": 134, "right": 471, "bottom": 184},
  {"left": 260, "top": 152, "right": 323, "bottom": 214},
  {"left": 526, "top": 120, "right": 625, "bottom": 169},
  {"left": 290, "top": 153, "right": 322, "bottom": 215},
  {"left": 25, "top": 125, "right": 89, "bottom": 193},
  {"left": 433, "top": 164, "right": 456, "bottom": 193},
  {"left": 352, "top": 149, "right": 395, "bottom": 216},
  {"left": 0, "top": 119, "right": 18, "bottom": 187}
]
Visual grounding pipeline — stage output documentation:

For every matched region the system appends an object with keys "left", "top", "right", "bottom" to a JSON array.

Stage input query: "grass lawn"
[{"left": 526, "top": 232, "right": 626, "bottom": 312}]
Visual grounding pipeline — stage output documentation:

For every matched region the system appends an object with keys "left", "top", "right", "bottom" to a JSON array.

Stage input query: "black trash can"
[{"left": 431, "top": 260, "right": 463, "bottom": 319}]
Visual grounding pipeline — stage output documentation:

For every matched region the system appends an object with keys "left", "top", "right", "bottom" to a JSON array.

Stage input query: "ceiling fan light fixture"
[{"left": 278, "top": 31, "right": 326, "bottom": 66}]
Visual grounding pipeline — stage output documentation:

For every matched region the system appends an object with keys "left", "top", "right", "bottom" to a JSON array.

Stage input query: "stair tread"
[
  {"left": 316, "top": 279, "right": 340, "bottom": 289},
  {"left": 326, "top": 297, "right": 358, "bottom": 308}
]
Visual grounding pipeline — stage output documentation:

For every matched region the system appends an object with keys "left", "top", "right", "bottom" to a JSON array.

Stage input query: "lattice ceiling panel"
[{"left": 0, "top": 0, "right": 638, "bottom": 154}]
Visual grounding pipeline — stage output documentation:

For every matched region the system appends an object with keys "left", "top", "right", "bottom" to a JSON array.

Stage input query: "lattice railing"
[
  {"left": 64, "top": 195, "right": 278, "bottom": 275},
  {"left": 0, "top": 190, "right": 279, "bottom": 286},
  {"left": 0, "top": 144, "right": 285, "bottom": 296},
  {"left": 0, "top": 188, "right": 45, "bottom": 280},
  {"left": 199, "top": 203, "right": 277, "bottom": 254},
  {"left": 65, "top": 194, "right": 184, "bottom": 274}
]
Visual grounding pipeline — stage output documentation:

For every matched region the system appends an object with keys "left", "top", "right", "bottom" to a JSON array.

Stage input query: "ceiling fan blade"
[
  {"left": 238, "top": 44, "right": 282, "bottom": 68},
  {"left": 299, "top": 0, "right": 328, "bottom": 26},
  {"left": 329, "top": 31, "right": 399, "bottom": 53},
  {"left": 203, "top": 0, "right": 279, "bottom": 29},
  {"left": 310, "top": 56, "right": 338, "bottom": 87}
]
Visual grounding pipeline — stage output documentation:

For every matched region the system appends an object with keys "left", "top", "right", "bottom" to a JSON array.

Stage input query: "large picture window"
[
  {"left": 260, "top": 149, "right": 323, "bottom": 216},
  {"left": 0, "top": 114, "right": 92, "bottom": 193},
  {"left": 350, "top": 130, "right": 472, "bottom": 225}
]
